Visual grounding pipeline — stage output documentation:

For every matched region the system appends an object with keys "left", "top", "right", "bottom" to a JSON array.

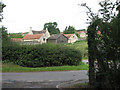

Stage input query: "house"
[
  {"left": 64, "top": 34, "right": 78, "bottom": 43},
  {"left": 47, "top": 34, "right": 68, "bottom": 43},
  {"left": 22, "top": 27, "right": 50, "bottom": 44},
  {"left": 22, "top": 34, "right": 47, "bottom": 44},
  {"left": 76, "top": 30, "right": 87, "bottom": 38},
  {"left": 28, "top": 27, "right": 50, "bottom": 39}
]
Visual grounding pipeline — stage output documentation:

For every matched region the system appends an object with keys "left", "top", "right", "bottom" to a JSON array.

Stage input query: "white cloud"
[{"left": 2, "top": 0, "right": 101, "bottom": 33}]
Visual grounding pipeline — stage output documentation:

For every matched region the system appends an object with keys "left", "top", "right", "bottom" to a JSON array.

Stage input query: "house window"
[{"left": 43, "top": 38, "right": 45, "bottom": 41}]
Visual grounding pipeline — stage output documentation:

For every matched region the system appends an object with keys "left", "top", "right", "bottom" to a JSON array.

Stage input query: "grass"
[
  {"left": 64, "top": 82, "right": 92, "bottom": 89},
  {"left": 2, "top": 62, "right": 88, "bottom": 72},
  {"left": 63, "top": 40, "right": 88, "bottom": 59},
  {"left": 2, "top": 40, "right": 88, "bottom": 72}
]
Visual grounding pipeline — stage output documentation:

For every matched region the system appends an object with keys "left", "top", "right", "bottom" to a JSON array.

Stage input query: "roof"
[
  {"left": 47, "top": 34, "right": 65, "bottom": 40},
  {"left": 23, "top": 34, "right": 43, "bottom": 40},
  {"left": 11, "top": 38, "right": 22, "bottom": 42},
  {"left": 32, "top": 30, "right": 46, "bottom": 34},
  {"left": 76, "top": 30, "right": 87, "bottom": 33},
  {"left": 61, "top": 32, "right": 63, "bottom": 34},
  {"left": 97, "top": 30, "right": 101, "bottom": 35},
  {"left": 64, "top": 34, "right": 75, "bottom": 39}
]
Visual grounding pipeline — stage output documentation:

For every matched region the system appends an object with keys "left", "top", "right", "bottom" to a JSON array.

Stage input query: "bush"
[{"left": 2, "top": 43, "right": 82, "bottom": 67}]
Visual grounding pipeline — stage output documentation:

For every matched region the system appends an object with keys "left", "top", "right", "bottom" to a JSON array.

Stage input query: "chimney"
[
  {"left": 30, "top": 27, "right": 32, "bottom": 31},
  {"left": 46, "top": 28, "right": 48, "bottom": 31}
]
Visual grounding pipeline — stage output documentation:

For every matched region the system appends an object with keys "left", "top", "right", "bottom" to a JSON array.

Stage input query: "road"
[{"left": 2, "top": 70, "right": 88, "bottom": 88}]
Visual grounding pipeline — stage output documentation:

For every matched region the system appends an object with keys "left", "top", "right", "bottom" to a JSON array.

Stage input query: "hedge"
[{"left": 2, "top": 43, "right": 82, "bottom": 67}]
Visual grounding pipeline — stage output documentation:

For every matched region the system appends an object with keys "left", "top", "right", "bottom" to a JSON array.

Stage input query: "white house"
[
  {"left": 22, "top": 27, "right": 50, "bottom": 44},
  {"left": 64, "top": 34, "right": 78, "bottom": 43}
]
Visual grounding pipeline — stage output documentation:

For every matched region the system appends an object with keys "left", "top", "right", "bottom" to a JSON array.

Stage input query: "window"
[{"left": 43, "top": 38, "right": 45, "bottom": 41}]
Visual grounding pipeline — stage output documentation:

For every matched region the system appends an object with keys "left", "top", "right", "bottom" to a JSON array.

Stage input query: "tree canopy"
[
  {"left": 0, "top": 2, "right": 6, "bottom": 22},
  {"left": 43, "top": 22, "right": 60, "bottom": 35},
  {"left": 9, "top": 33, "right": 24, "bottom": 38},
  {"left": 63, "top": 26, "right": 76, "bottom": 34},
  {"left": 82, "top": 0, "right": 120, "bottom": 88},
  {"left": 63, "top": 26, "right": 80, "bottom": 38}
]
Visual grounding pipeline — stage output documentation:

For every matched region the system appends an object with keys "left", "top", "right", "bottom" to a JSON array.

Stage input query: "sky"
[{"left": 2, "top": 0, "right": 102, "bottom": 33}]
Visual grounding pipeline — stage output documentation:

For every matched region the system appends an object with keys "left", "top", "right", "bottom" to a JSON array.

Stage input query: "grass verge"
[
  {"left": 68, "top": 82, "right": 90, "bottom": 88},
  {"left": 2, "top": 62, "right": 88, "bottom": 72}
]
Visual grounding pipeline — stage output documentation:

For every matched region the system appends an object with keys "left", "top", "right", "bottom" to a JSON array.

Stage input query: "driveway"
[{"left": 2, "top": 70, "right": 88, "bottom": 88}]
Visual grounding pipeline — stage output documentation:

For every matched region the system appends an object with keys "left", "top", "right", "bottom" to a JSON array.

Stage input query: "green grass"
[
  {"left": 2, "top": 40, "right": 88, "bottom": 72},
  {"left": 65, "top": 82, "right": 91, "bottom": 89},
  {"left": 63, "top": 40, "right": 88, "bottom": 59},
  {"left": 2, "top": 62, "right": 88, "bottom": 72}
]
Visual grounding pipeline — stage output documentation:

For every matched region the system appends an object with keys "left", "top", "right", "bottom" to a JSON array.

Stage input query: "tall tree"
[
  {"left": 0, "top": 1, "right": 6, "bottom": 22},
  {"left": 0, "top": 2, "right": 10, "bottom": 45},
  {"left": 82, "top": 0, "right": 120, "bottom": 88},
  {"left": 63, "top": 26, "right": 80, "bottom": 38},
  {"left": 63, "top": 26, "right": 76, "bottom": 34},
  {"left": 9, "top": 33, "right": 24, "bottom": 38},
  {"left": 43, "top": 22, "right": 60, "bottom": 35}
]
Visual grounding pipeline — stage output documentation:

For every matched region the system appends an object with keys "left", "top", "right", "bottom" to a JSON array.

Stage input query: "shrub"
[{"left": 2, "top": 43, "right": 82, "bottom": 67}]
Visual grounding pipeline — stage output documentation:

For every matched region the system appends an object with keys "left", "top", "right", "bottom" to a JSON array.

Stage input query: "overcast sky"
[{"left": 2, "top": 0, "right": 102, "bottom": 33}]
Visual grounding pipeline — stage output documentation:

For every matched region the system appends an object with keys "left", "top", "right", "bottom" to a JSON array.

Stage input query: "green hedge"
[{"left": 2, "top": 43, "right": 82, "bottom": 67}]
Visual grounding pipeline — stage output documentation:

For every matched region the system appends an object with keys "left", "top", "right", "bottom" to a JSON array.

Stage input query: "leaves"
[
  {"left": 43, "top": 22, "right": 60, "bottom": 35},
  {"left": 2, "top": 43, "right": 82, "bottom": 67}
]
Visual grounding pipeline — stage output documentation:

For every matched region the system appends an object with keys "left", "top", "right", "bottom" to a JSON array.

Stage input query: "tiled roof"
[
  {"left": 97, "top": 30, "right": 101, "bottom": 35},
  {"left": 61, "top": 32, "right": 63, "bottom": 34},
  {"left": 32, "top": 30, "right": 46, "bottom": 34},
  {"left": 23, "top": 34, "right": 43, "bottom": 40},
  {"left": 76, "top": 30, "right": 87, "bottom": 33},
  {"left": 47, "top": 34, "right": 62, "bottom": 40},
  {"left": 11, "top": 38, "right": 22, "bottom": 42},
  {"left": 64, "top": 34, "right": 75, "bottom": 39}
]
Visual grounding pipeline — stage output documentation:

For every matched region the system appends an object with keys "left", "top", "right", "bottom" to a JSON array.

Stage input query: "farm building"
[
  {"left": 28, "top": 27, "right": 50, "bottom": 39},
  {"left": 64, "top": 34, "right": 78, "bottom": 43},
  {"left": 22, "top": 27, "right": 50, "bottom": 44},
  {"left": 76, "top": 30, "right": 87, "bottom": 38},
  {"left": 47, "top": 34, "right": 68, "bottom": 43},
  {"left": 22, "top": 34, "right": 47, "bottom": 44}
]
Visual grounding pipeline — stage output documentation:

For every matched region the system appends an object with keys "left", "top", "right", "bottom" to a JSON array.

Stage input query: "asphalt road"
[{"left": 2, "top": 70, "right": 88, "bottom": 88}]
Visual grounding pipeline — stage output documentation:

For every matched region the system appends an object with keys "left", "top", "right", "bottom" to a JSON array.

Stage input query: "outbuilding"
[{"left": 47, "top": 34, "right": 68, "bottom": 43}]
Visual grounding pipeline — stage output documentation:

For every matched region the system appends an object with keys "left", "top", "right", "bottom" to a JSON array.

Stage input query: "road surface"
[{"left": 2, "top": 70, "right": 88, "bottom": 88}]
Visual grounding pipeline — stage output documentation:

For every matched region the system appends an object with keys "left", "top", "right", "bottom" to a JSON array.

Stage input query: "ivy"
[{"left": 82, "top": 0, "right": 120, "bottom": 88}]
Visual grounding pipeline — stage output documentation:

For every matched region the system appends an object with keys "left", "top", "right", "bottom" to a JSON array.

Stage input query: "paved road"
[{"left": 2, "top": 70, "right": 88, "bottom": 88}]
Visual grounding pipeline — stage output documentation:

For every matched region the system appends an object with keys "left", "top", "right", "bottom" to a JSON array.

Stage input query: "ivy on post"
[{"left": 81, "top": 0, "right": 120, "bottom": 88}]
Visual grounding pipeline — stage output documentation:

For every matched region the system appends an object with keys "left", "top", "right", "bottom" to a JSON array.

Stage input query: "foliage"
[
  {"left": 82, "top": 0, "right": 120, "bottom": 88},
  {"left": 0, "top": 1, "right": 6, "bottom": 22},
  {"left": 65, "top": 40, "right": 88, "bottom": 58},
  {"left": 2, "top": 43, "right": 82, "bottom": 67},
  {"left": 63, "top": 26, "right": 80, "bottom": 38},
  {"left": 1, "top": 26, "right": 11, "bottom": 45},
  {"left": 43, "top": 22, "right": 60, "bottom": 35},
  {"left": 63, "top": 26, "right": 76, "bottom": 34},
  {"left": 9, "top": 33, "right": 24, "bottom": 38}
]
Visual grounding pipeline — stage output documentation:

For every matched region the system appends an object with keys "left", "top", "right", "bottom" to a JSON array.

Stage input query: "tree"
[
  {"left": 0, "top": 1, "right": 6, "bottom": 22},
  {"left": 63, "top": 26, "right": 80, "bottom": 38},
  {"left": 1, "top": 26, "right": 10, "bottom": 45},
  {"left": 9, "top": 33, "right": 24, "bottom": 38},
  {"left": 0, "top": 2, "right": 11, "bottom": 45},
  {"left": 43, "top": 22, "right": 60, "bottom": 35},
  {"left": 82, "top": 0, "right": 120, "bottom": 88},
  {"left": 63, "top": 26, "right": 76, "bottom": 34}
]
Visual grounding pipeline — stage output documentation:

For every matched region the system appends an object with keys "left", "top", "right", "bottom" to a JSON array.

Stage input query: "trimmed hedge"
[{"left": 2, "top": 43, "right": 82, "bottom": 67}]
